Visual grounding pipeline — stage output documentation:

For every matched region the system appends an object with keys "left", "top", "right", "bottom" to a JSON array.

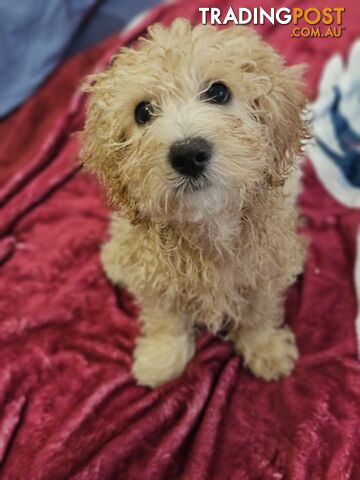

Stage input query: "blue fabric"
[
  {"left": 317, "top": 88, "right": 360, "bottom": 187},
  {"left": 68, "top": 0, "right": 159, "bottom": 56},
  {"left": 0, "top": 0, "right": 97, "bottom": 117},
  {"left": 0, "top": 0, "right": 160, "bottom": 117}
]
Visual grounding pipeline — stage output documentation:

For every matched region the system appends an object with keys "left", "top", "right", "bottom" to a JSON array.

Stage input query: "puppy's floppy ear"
[
  {"left": 219, "top": 26, "right": 309, "bottom": 186},
  {"left": 79, "top": 56, "right": 145, "bottom": 225},
  {"left": 79, "top": 66, "right": 125, "bottom": 186},
  {"left": 256, "top": 63, "right": 309, "bottom": 187}
]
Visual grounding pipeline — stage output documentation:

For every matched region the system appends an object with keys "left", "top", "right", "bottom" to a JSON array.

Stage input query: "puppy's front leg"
[
  {"left": 132, "top": 307, "right": 195, "bottom": 388},
  {"left": 230, "top": 287, "right": 299, "bottom": 381},
  {"left": 232, "top": 324, "right": 298, "bottom": 381}
]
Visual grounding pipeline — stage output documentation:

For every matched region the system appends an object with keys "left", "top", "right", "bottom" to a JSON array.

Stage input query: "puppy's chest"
[
  {"left": 169, "top": 245, "right": 254, "bottom": 327},
  {"left": 165, "top": 241, "right": 250, "bottom": 299}
]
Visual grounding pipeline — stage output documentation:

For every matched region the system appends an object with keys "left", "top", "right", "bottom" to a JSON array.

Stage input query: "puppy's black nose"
[{"left": 169, "top": 137, "right": 212, "bottom": 178}]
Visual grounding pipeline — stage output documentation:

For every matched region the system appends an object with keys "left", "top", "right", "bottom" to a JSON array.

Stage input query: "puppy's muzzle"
[{"left": 169, "top": 137, "right": 212, "bottom": 178}]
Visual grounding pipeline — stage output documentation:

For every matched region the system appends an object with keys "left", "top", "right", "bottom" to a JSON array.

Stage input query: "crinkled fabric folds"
[{"left": 1, "top": 1, "right": 360, "bottom": 479}]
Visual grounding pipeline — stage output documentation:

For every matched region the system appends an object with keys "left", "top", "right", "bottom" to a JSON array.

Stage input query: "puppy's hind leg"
[
  {"left": 100, "top": 237, "right": 127, "bottom": 287},
  {"left": 100, "top": 215, "right": 133, "bottom": 287},
  {"left": 133, "top": 307, "right": 195, "bottom": 388}
]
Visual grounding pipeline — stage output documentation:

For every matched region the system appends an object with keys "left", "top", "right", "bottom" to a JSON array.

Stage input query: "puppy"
[{"left": 81, "top": 19, "right": 307, "bottom": 388}]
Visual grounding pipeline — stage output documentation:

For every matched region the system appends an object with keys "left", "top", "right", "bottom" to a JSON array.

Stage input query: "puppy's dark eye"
[
  {"left": 135, "top": 101, "right": 154, "bottom": 125},
  {"left": 203, "top": 82, "right": 231, "bottom": 105}
]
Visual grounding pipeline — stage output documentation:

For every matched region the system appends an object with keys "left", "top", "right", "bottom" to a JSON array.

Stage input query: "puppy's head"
[{"left": 81, "top": 19, "right": 307, "bottom": 224}]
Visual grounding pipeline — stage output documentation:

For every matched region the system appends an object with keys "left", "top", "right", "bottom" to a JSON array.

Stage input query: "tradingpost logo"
[{"left": 199, "top": 6, "right": 346, "bottom": 38}]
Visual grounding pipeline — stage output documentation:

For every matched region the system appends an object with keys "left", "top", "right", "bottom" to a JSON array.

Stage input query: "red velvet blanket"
[{"left": 1, "top": 1, "right": 360, "bottom": 479}]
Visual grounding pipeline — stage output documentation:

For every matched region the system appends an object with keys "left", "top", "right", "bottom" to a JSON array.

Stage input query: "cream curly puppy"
[{"left": 81, "top": 19, "right": 307, "bottom": 388}]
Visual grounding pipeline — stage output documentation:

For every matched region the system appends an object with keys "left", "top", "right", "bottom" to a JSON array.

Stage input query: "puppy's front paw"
[
  {"left": 132, "top": 333, "right": 195, "bottom": 388},
  {"left": 235, "top": 326, "right": 299, "bottom": 381}
]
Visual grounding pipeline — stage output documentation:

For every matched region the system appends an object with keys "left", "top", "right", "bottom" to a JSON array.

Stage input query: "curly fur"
[{"left": 80, "top": 20, "right": 308, "bottom": 387}]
